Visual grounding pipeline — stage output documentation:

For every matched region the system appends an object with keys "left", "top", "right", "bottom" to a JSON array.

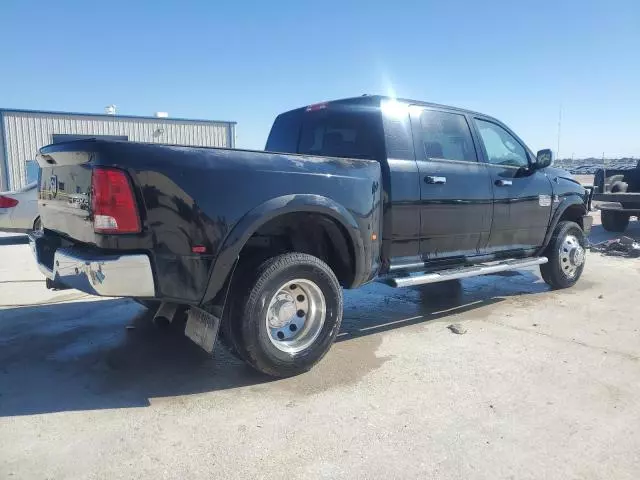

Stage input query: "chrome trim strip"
[
  {"left": 419, "top": 156, "right": 524, "bottom": 170},
  {"left": 389, "top": 262, "right": 426, "bottom": 272}
]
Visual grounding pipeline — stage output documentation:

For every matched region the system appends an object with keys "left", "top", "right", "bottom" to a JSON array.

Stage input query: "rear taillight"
[
  {"left": 0, "top": 196, "right": 19, "bottom": 208},
  {"left": 91, "top": 167, "right": 141, "bottom": 234}
]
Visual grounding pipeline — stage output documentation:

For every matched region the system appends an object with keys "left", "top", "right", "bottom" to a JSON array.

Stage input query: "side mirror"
[{"left": 535, "top": 149, "right": 553, "bottom": 169}]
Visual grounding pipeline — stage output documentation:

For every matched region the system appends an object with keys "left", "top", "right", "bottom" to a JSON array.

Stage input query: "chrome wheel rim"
[
  {"left": 266, "top": 279, "right": 326, "bottom": 354},
  {"left": 559, "top": 234, "right": 584, "bottom": 278}
]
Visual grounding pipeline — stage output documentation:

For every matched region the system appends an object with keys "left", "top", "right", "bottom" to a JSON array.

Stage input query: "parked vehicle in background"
[
  {"left": 0, "top": 182, "right": 40, "bottom": 233},
  {"left": 593, "top": 162, "right": 640, "bottom": 232},
  {"left": 29, "top": 95, "right": 592, "bottom": 377}
]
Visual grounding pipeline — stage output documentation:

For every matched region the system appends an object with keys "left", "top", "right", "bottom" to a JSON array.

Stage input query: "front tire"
[
  {"left": 601, "top": 209, "right": 629, "bottom": 232},
  {"left": 225, "top": 253, "right": 343, "bottom": 377},
  {"left": 540, "top": 221, "right": 586, "bottom": 289}
]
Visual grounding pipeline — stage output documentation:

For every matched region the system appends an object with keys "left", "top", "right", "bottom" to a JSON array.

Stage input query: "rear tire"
[
  {"left": 540, "top": 221, "right": 586, "bottom": 289},
  {"left": 224, "top": 253, "right": 343, "bottom": 377},
  {"left": 601, "top": 209, "right": 629, "bottom": 232}
]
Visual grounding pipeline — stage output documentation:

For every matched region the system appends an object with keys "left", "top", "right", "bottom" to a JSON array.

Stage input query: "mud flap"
[{"left": 184, "top": 307, "right": 221, "bottom": 354}]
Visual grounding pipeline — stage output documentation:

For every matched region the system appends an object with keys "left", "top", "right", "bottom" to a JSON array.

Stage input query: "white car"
[{"left": 0, "top": 182, "right": 40, "bottom": 233}]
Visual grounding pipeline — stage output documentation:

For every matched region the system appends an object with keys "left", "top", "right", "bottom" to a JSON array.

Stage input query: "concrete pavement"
[{"left": 1, "top": 220, "right": 639, "bottom": 479}]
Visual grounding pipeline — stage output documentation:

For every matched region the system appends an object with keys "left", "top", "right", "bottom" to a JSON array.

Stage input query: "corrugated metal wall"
[{"left": 0, "top": 111, "right": 235, "bottom": 190}]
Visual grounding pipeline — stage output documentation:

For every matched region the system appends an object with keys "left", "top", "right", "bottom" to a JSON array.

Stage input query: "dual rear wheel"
[{"left": 222, "top": 253, "right": 343, "bottom": 378}]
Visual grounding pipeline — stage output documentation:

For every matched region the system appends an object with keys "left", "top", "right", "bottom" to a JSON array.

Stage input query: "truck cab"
[{"left": 266, "top": 95, "right": 591, "bottom": 276}]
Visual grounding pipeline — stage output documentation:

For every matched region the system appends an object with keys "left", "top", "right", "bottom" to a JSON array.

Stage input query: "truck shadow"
[
  {"left": 0, "top": 270, "right": 549, "bottom": 417},
  {"left": 339, "top": 270, "right": 547, "bottom": 341}
]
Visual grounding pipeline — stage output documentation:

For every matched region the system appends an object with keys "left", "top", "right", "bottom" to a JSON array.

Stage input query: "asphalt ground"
[{"left": 1, "top": 214, "right": 639, "bottom": 479}]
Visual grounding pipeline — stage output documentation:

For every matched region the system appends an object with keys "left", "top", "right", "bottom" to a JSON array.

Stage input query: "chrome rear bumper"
[{"left": 29, "top": 234, "right": 155, "bottom": 297}]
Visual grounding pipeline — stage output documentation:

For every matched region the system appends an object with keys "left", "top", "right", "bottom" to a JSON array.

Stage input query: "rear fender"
[{"left": 200, "top": 194, "right": 366, "bottom": 305}]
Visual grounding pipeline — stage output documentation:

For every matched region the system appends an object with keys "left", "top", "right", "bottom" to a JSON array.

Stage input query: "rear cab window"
[{"left": 266, "top": 101, "right": 384, "bottom": 161}]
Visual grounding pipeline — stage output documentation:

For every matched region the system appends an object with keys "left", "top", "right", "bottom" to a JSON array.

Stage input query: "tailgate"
[{"left": 37, "top": 143, "right": 95, "bottom": 243}]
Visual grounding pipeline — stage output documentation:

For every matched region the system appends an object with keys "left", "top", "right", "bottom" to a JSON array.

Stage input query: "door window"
[
  {"left": 475, "top": 119, "right": 528, "bottom": 168},
  {"left": 416, "top": 110, "right": 477, "bottom": 162}
]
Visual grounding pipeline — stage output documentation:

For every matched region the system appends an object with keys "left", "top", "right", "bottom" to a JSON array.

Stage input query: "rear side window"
[
  {"left": 265, "top": 112, "right": 302, "bottom": 153},
  {"left": 415, "top": 109, "right": 477, "bottom": 162},
  {"left": 297, "top": 109, "right": 381, "bottom": 160}
]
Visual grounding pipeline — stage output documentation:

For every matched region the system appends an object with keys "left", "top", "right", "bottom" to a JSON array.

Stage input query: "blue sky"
[{"left": 2, "top": 0, "right": 639, "bottom": 158}]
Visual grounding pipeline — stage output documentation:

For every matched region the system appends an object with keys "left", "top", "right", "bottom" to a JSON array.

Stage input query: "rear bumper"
[{"left": 29, "top": 232, "right": 155, "bottom": 297}]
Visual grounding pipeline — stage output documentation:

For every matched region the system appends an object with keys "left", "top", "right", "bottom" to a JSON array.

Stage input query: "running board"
[{"left": 381, "top": 257, "right": 548, "bottom": 288}]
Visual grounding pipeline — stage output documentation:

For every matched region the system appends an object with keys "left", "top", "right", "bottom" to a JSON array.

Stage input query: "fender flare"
[
  {"left": 537, "top": 195, "right": 587, "bottom": 255},
  {"left": 200, "top": 194, "right": 366, "bottom": 304}
]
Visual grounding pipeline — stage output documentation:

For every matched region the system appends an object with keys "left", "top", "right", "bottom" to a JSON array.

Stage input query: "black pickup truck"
[{"left": 30, "top": 95, "right": 592, "bottom": 377}]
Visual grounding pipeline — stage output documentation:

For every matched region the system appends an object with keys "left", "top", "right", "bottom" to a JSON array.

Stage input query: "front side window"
[
  {"left": 475, "top": 119, "right": 529, "bottom": 168},
  {"left": 417, "top": 110, "right": 477, "bottom": 162}
]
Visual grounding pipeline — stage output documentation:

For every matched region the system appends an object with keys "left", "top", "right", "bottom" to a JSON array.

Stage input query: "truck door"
[
  {"left": 471, "top": 117, "right": 553, "bottom": 251},
  {"left": 410, "top": 107, "right": 494, "bottom": 260}
]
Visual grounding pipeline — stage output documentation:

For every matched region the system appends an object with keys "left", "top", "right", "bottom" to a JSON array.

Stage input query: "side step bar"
[{"left": 381, "top": 257, "right": 548, "bottom": 288}]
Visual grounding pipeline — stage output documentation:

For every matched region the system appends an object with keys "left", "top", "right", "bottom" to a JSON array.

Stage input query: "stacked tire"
[{"left": 601, "top": 209, "right": 629, "bottom": 232}]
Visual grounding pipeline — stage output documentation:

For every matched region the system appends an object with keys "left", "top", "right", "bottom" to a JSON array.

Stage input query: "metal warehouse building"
[{"left": 0, "top": 108, "right": 236, "bottom": 191}]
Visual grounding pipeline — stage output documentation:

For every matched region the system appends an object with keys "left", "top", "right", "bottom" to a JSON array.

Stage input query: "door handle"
[
  {"left": 425, "top": 176, "right": 447, "bottom": 185},
  {"left": 495, "top": 179, "right": 513, "bottom": 187}
]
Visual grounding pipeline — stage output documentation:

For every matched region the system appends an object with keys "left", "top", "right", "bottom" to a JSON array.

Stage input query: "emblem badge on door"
[{"left": 538, "top": 194, "right": 551, "bottom": 207}]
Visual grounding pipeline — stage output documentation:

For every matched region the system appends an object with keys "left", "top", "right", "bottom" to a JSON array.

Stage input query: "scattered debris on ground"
[
  {"left": 447, "top": 323, "right": 467, "bottom": 335},
  {"left": 590, "top": 236, "right": 640, "bottom": 258}
]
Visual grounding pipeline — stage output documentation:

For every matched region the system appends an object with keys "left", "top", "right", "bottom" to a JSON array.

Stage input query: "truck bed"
[{"left": 36, "top": 139, "right": 382, "bottom": 304}]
